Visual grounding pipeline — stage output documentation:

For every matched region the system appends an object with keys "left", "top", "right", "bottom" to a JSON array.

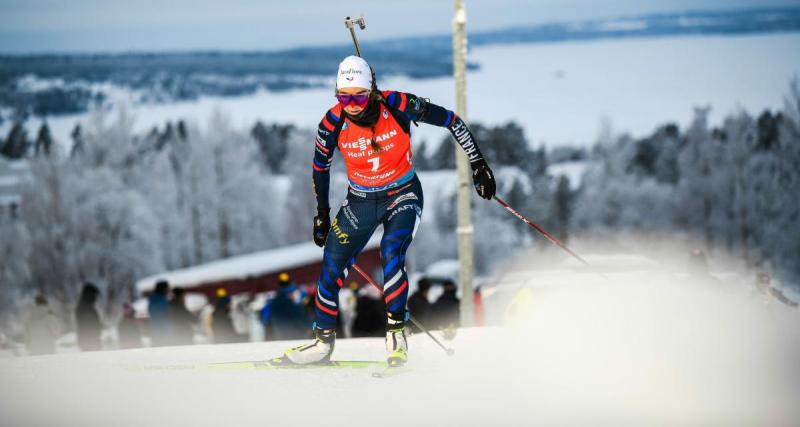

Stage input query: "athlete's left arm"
[
  {"left": 384, "top": 91, "right": 485, "bottom": 166},
  {"left": 384, "top": 90, "right": 496, "bottom": 199}
]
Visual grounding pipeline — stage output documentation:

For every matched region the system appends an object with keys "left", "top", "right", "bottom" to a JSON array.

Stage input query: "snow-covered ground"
[
  {"left": 2, "top": 256, "right": 799, "bottom": 426},
  {"left": 5, "top": 33, "right": 799, "bottom": 153}
]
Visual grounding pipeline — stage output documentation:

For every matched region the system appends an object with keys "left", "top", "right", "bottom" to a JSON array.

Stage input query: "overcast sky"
[{"left": 1, "top": 0, "right": 798, "bottom": 53}]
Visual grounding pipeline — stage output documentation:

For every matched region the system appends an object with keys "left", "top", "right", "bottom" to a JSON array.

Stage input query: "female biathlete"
[{"left": 283, "top": 56, "right": 496, "bottom": 366}]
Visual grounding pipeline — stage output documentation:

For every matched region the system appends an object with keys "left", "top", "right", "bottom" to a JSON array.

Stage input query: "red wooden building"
[{"left": 135, "top": 237, "right": 383, "bottom": 299}]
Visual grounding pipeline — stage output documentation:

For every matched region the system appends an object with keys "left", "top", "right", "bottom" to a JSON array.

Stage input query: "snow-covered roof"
[
  {"left": 136, "top": 235, "right": 381, "bottom": 295},
  {"left": 424, "top": 259, "right": 460, "bottom": 280}
]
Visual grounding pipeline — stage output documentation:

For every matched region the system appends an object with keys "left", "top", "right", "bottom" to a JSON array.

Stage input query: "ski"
[{"left": 123, "top": 358, "right": 386, "bottom": 372}]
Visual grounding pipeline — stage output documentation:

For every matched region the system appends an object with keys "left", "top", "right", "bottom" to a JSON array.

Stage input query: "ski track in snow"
[
  {"left": 2, "top": 267, "right": 799, "bottom": 426},
  {"left": 3, "top": 33, "right": 799, "bottom": 153}
]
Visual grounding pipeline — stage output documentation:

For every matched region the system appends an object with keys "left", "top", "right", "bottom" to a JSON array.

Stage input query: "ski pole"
[
  {"left": 493, "top": 195, "right": 605, "bottom": 278},
  {"left": 351, "top": 263, "right": 455, "bottom": 356}
]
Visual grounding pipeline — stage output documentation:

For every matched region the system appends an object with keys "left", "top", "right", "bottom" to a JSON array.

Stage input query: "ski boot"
[
  {"left": 283, "top": 326, "right": 335, "bottom": 365},
  {"left": 386, "top": 313, "right": 408, "bottom": 367}
]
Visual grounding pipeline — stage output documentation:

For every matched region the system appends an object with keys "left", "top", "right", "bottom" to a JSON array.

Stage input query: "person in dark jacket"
[
  {"left": 431, "top": 280, "right": 460, "bottom": 330},
  {"left": 265, "top": 273, "right": 310, "bottom": 340},
  {"left": 407, "top": 278, "right": 432, "bottom": 333},
  {"left": 148, "top": 280, "right": 173, "bottom": 346},
  {"left": 75, "top": 283, "right": 102, "bottom": 351},
  {"left": 169, "top": 288, "right": 196, "bottom": 345},
  {"left": 352, "top": 285, "right": 386, "bottom": 338},
  {"left": 211, "top": 288, "right": 240, "bottom": 344}
]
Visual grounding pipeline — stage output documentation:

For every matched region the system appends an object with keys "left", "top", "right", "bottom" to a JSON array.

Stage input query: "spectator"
[
  {"left": 117, "top": 303, "right": 141, "bottom": 349},
  {"left": 407, "top": 278, "right": 432, "bottom": 333},
  {"left": 148, "top": 280, "right": 172, "bottom": 346},
  {"left": 75, "top": 283, "right": 102, "bottom": 351},
  {"left": 169, "top": 288, "right": 196, "bottom": 345},
  {"left": 211, "top": 288, "right": 240, "bottom": 344},
  {"left": 431, "top": 280, "right": 460, "bottom": 330},
  {"left": 339, "top": 282, "right": 359, "bottom": 338},
  {"left": 25, "top": 295, "right": 59, "bottom": 355},
  {"left": 352, "top": 285, "right": 385, "bottom": 338},
  {"left": 264, "top": 273, "right": 310, "bottom": 340},
  {"left": 231, "top": 294, "right": 256, "bottom": 341}
]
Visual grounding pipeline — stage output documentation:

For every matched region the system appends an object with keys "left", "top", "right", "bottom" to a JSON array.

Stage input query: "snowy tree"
[
  {"left": 139, "top": 110, "right": 284, "bottom": 264},
  {"left": 34, "top": 122, "right": 54, "bottom": 156},
  {"left": 251, "top": 121, "right": 293, "bottom": 173},
  {"left": 19, "top": 155, "right": 80, "bottom": 326},
  {"left": 572, "top": 83, "right": 800, "bottom": 286},
  {"left": 73, "top": 107, "right": 137, "bottom": 171},
  {"left": 69, "top": 124, "right": 84, "bottom": 157},
  {"left": 2, "top": 122, "right": 30, "bottom": 159},
  {"left": 771, "top": 79, "right": 800, "bottom": 283},
  {"left": 575, "top": 128, "right": 678, "bottom": 233},
  {"left": 68, "top": 167, "right": 162, "bottom": 325},
  {"left": 414, "top": 189, "right": 458, "bottom": 271},
  {"left": 201, "top": 111, "right": 283, "bottom": 258},
  {"left": 719, "top": 110, "right": 758, "bottom": 262},
  {"left": 626, "top": 123, "right": 681, "bottom": 185},
  {"left": 282, "top": 127, "right": 350, "bottom": 245},
  {"left": 413, "top": 139, "right": 430, "bottom": 170},
  {"left": 142, "top": 134, "right": 193, "bottom": 269},
  {"left": 550, "top": 175, "right": 572, "bottom": 241},
  {"left": 17, "top": 108, "right": 164, "bottom": 327},
  {"left": 283, "top": 129, "right": 317, "bottom": 244},
  {"left": 473, "top": 194, "right": 524, "bottom": 273},
  {"left": 429, "top": 135, "right": 456, "bottom": 169},
  {"left": 0, "top": 215, "right": 32, "bottom": 337}
]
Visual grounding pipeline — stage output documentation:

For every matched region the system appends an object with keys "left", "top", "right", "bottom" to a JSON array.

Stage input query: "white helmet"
[{"left": 336, "top": 55, "right": 373, "bottom": 90}]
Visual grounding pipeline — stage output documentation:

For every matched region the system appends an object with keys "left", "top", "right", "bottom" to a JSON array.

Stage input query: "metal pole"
[{"left": 453, "top": 0, "right": 474, "bottom": 327}]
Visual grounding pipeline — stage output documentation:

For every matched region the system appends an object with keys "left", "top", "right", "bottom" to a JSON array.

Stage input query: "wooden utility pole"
[{"left": 453, "top": 0, "right": 474, "bottom": 327}]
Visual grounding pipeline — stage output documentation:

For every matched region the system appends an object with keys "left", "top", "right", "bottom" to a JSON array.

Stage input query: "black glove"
[
  {"left": 471, "top": 160, "right": 496, "bottom": 200},
  {"left": 313, "top": 208, "right": 331, "bottom": 247}
]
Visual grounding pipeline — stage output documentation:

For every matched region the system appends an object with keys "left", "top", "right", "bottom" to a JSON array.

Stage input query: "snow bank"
[{"left": 3, "top": 253, "right": 799, "bottom": 426}]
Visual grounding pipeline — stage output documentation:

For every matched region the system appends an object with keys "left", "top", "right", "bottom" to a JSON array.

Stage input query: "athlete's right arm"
[
  {"left": 311, "top": 109, "right": 341, "bottom": 246},
  {"left": 312, "top": 109, "right": 340, "bottom": 211}
]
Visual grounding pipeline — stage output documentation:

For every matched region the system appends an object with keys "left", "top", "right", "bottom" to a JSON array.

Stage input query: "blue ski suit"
[{"left": 311, "top": 90, "right": 486, "bottom": 330}]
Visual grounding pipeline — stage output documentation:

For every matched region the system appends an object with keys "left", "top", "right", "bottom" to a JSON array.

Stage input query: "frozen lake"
[{"left": 5, "top": 33, "right": 800, "bottom": 151}]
